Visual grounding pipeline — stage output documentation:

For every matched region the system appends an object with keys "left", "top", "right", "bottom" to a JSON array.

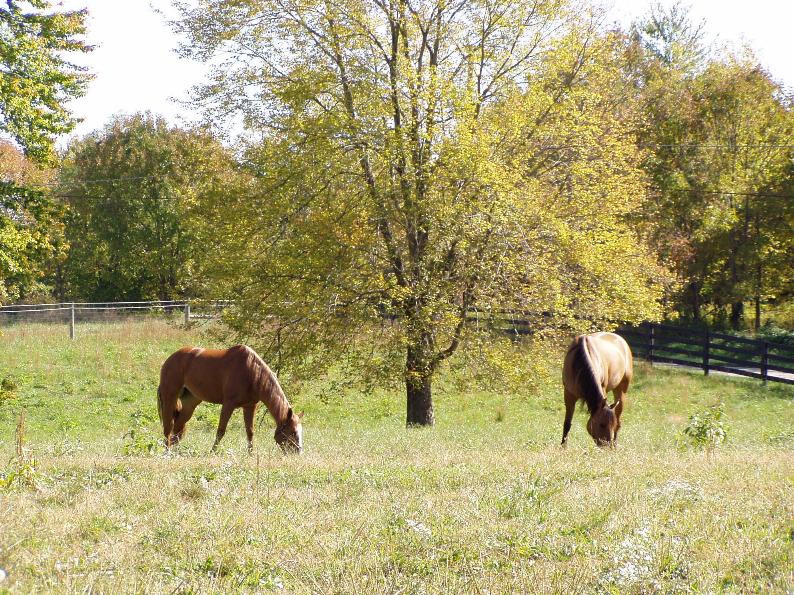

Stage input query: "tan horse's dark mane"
[
  {"left": 239, "top": 346, "right": 290, "bottom": 424},
  {"left": 573, "top": 336, "right": 606, "bottom": 415}
]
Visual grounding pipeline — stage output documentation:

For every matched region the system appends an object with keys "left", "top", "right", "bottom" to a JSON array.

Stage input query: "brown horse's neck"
[
  {"left": 249, "top": 354, "right": 290, "bottom": 424},
  {"left": 577, "top": 336, "right": 606, "bottom": 415}
]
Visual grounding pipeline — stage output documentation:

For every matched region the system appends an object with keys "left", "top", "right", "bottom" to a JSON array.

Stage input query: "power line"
[
  {"left": 641, "top": 144, "right": 794, "bottom": 150},
  {"left": 52, "top": 189, "right": 794, "bottom": 202},
  {"left": 54, "top": 194, "right": 182, "bottom": 201},
  {"left": 19, "top": 143, "right": 794, "bottom": 189},
  {"left": 30, "top": 175, "right": 160, "bottom": 188},
  {"left": 668, "top": 190, "right": 794, "bottom": 199},
  {"left": 539, "top": 143, "right": 794, "bottom": 151}
]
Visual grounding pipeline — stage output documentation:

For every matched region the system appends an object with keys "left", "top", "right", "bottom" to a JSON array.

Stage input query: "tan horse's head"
[
  {"left": 274, "top": 408, "right": 304, "bottom": 454},
  {"left": 586, "top": 403, "right": 618, "bottom": 447}
]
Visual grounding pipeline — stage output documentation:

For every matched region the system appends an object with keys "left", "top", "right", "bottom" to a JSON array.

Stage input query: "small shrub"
[
  {"left": 683, "top": 402, "right": 727, "bottom": 449},
  {"left": 756, "top": 323, "right": 794, "bottom": 349}
]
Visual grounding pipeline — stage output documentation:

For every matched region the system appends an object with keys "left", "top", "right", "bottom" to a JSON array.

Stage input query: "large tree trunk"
[
  {"left": 405, "top": 343, "right": 434, "bottom": 426},
  {"left": 689, "top": 280, "right": 700, "bottom": 321},
  {"left": 406, "top": 371, "right": 434, "bottom": 426},
  {"left": 730, "top": 301, "right": 744, "bottom": 330},
  {"left": 754, "top": 261, "right": 762, "bottom": 332}
]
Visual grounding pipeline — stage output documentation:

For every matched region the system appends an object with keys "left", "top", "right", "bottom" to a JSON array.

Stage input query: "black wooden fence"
[{"left": 617, "top": 322, "right": 794, "bottom": 386}]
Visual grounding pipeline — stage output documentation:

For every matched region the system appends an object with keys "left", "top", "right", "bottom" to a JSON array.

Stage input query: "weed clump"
[
  {"left": 0, "top": 376, "right": 17, "bottom": 405},
  {"left": 0, "top": 411, "right": 41, "bottom": 490},
  {"left": 122, "top": 409, "right": 160, "bottom": 455}
]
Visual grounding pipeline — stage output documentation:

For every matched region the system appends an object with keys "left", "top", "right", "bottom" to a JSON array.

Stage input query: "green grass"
[{"left": 0, "top": 320, "right": 793, "bottom": 593}]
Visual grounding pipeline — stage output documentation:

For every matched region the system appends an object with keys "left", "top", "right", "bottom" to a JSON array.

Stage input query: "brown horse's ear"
[
  {"left": 287, "top": 407, "right": 294, "bottom": 419},
  {"left": 297, "top": 411, "right": 305, "bottom": 419}
]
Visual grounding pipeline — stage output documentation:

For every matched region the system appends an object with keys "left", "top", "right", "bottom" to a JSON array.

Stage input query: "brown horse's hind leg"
[
  {"left": 561, "top": 389, "right": 576, "bottom": 446},
  {"left": 211, "top": 401, "right": 235, "bottom": 453},
  {"left": 172, "top": 390, "right": 201, "bottom": 444},
  {"left": 243, "top": 405, "right": 257, "bottom": 454}
]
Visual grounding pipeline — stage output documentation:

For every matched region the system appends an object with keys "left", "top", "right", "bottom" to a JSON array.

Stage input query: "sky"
[{"left": 55, "top": 0, "right": 794, "bottom": 145}]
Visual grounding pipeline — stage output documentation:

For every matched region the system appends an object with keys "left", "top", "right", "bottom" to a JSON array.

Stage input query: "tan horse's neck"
[
  {"left": 578, "top": 336, "right": 607, "bottom": 414},
  {"left": 245, "top": 348, "right": 291, "bottom": 424}
]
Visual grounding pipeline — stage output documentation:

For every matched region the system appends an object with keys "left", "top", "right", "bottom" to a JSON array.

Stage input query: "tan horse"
[
  {"left": 561, "top": 332, "right": 633, "bottom": 447},
  {"left": 157, "top": 345, "right": 304, "bottom": 453}
]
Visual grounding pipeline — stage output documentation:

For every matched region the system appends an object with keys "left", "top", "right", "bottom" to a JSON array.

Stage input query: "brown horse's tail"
[{"left": 576, "top": 336, "right": 606, "bottom": 414}]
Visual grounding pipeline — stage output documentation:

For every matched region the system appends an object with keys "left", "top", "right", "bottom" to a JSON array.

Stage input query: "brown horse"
[
  {"left": 561, "top": 332, "right": 633, "bottom": 447},
  {"left": 157, "top": 345, "right": 304, "bottom": 453}
]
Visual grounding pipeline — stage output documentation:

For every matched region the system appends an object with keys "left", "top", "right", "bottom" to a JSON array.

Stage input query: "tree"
[
  {"left": 60, "top": 114, "right": 239, "bottom": 302},
  {"left": 0, "top": 0, "right": 91, "bottom": 163},
  {"left": 0, "top": 1, "right": 89, "bottom": 302},
  {"left": 175, "top": 0, "right": 665, "bottom": 425},
  {"left": 631, "top": 11, "right": 794, "bottom": 329},
  {"left": 0, "top": 141, "right": 65, "bottom": 302}
]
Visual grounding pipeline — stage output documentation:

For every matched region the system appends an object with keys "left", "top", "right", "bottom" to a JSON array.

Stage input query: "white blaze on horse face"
[{"left": 296, "top": 424, "right": 303, "bottom": 451}]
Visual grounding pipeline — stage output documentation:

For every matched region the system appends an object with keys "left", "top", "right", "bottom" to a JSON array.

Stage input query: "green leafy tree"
[
  {"left": 0, "top": 141, "right": 64, "bottom": 302},
  {"left": 0, "top": 0, "right": 91, "bottom": 163},
  {"left": 175, "top": 0, "right": 665, "bottom": 425},
  {"left": 0, "top": 1, "right": 89, "bottom": 301},
  {"left": 630, "top": 4, "right": 794, "bottom": 329},
  {"left": 60, "top": 114, "right": 238, "bottom": 301}
]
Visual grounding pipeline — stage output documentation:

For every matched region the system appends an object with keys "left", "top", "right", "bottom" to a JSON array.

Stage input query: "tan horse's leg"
[
  {"left": 243, "top": 405, "right": 257, "bottom": 454},
  {"left": 611, "top": 378, "right": 629, "bottom": 443},
  {"left": 172, "top": 391, "right": 201, "bottom": 445},
  {"left": 211, "top": 402, "right": 235, "bottom": 453},
  {"left": 561, "top": 388, "right": 576, "bottom": 446}
]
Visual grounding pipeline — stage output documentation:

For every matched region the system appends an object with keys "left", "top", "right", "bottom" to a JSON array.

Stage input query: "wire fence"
[
  {"left": 4, "top": 301, "right": 793, "bottom": 388},
  {"left": 0, "top": 300, "right": 224, "bottom": 338}
]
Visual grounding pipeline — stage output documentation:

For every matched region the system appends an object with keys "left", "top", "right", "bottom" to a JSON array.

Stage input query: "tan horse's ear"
[{"left": 297, "top": 411, "right": 305, "bottom": 419}]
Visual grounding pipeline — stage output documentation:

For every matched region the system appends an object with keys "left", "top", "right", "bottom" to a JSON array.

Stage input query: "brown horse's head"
[
  {"left": 586, "top": 403, "right": 618, "bottom": 447},
  {"left": 274, "top": 408, "right": 304, "bottom": 454}
]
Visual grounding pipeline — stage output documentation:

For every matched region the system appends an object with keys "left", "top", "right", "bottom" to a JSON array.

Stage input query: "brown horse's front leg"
[
  {"left": 172, "top": 391, "right": 201, "bottom": 445},
  {"left": 211, "top": 402, "right": 235, "bottom": 453},
  {"left": 158, "top": 386, "right": 177, "bottom": 448},
  {"left": 243, "top": 405, "right": 256, "bottom": 454}
]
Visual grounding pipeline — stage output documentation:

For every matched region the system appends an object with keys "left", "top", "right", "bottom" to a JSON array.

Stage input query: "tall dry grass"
[{"left": 0, "top": 320, "right": 792, "bottom": 592}]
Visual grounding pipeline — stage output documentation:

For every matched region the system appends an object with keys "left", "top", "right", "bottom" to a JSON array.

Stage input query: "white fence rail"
[{"left": 0, "top": 300, "right": 224, "bottom": 338}]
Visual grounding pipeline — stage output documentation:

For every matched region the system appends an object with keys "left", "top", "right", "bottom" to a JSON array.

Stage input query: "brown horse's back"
[{"left": 159, "top": 345, "right": 257, "bottom": 405}]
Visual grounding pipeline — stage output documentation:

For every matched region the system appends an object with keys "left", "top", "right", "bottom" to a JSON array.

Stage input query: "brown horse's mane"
[
  {"left": 239, "top": 346, "right": 291, "bottom": 424},
  {"left": 573, "top": 336, "right": 606, "bottom": 415}
]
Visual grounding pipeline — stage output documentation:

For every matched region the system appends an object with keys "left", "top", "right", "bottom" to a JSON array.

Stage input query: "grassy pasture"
[{"left": 0, "top": 320, "right": 792, "bottom": 593}]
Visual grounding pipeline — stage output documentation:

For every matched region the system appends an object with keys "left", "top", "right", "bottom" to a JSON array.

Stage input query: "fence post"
[
  {"left": 703, "top": 328, "right": 710, "bottom": 376},
  {"left": 648, "top": 323, "right": 655, "bottom": 363},
  {"left": 184, "top": 301, "right": 190, "bottom": 326},
  {"left": 69, "top": 303, "right": 75, "bottom": 340},
  {"left": 761, "top": 341, "right": 769, "bottom": 385}
]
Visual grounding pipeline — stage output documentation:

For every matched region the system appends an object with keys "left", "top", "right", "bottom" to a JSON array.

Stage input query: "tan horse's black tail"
[{"left": 576, "top": 336, "right": 606, "bottom": 414}]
